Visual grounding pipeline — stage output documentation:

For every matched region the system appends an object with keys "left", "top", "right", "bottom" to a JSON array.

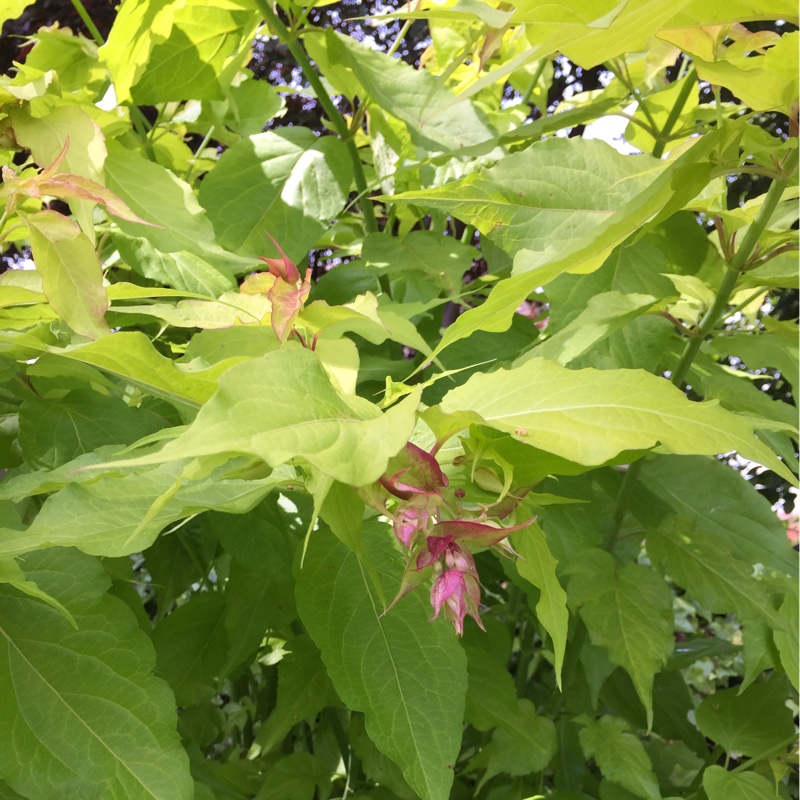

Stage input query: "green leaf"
[
  {"left": 578, "top": 716, "right": 661, "bottom": 800},
  {"left": 435, "top": 358, "right": 793, "bottom": 481},
  {"left": 130, "top": 0, "right": 260, "bottom": 103},
  {"left": 198, "top": 129, "right": 353, "bottom": 262},
  {"left": 647, "top": 517, "right": 786, "bottom": 630},
  {"left": 248, "top": 635, "right": 330, "bottom": 758},
  {"left": 56, "top": 332, "right": 223, "bottom": 411},
  {"left": 104, "top": 140, "right": 249, "bottom": 267},
  {"left": 24, "top": 210, "right": 110, "bottom": 340},
  {"left": 320, "top": 480, "right": 366, "bottom": 553},
  {"left": 526, "top": 291, "right": 660, "bottom": 367},
  {"left": 774, "top": 582, "right": 799, "bottom": 691},
  {"left": 703, "top": 766, "right": 777, "bottom": 800},
  {"left": 2, "top": 0, "right": 36, "bottom": 24},
  {"left": 390, "top": 138, "right": 657, "bottom": 260},
  {"left": 711, "top": 327, "right": 799, "bottom": 390},
  {"left": 639, "top": 456, "right": 797, "bottom": 575},
  {"left": 18, "top": 388, "right": 163, "bottom": 469},
  {"left": 694, "top": 680, "right": 795, "bottom": 757},
  {"left": 0, "top": 460, "right": 286, "bottom": 558},
  {"left": 0, "top": 557, "right": 74, "bottom": 625},
  {"left": 152, "top": 591, "right": 228, "bottom": 706},
  {"left": 326, "top": 29, "right": 495, "bottom": 151},
  {"left": 11, "top": 105, "right": 106, "bottom": 241},
  {"left": 0, "top": 548, "right": 192, "bottom": 800},
  {"left": 512, "top": 524, "right": 568, "bottom": 688},
  {"left": 362, "top": 230, "right": 473, "bottom": 298},
  {"left": 410, "top": 130, "right": 722, "bottom": 362},
  {"left": 253, "top": 752, "right": 330, "bottom": 800},
  {"left": 296, "top": 522, "right": 467, "bottom": 800},
  {"left": 108, "top": 347, "right": 421, "bottom": 487},
  {"left": 221, "top": 560, "right": 296, "bottom": 675},
  {"left": 566, "top": 550, "right": 674, "bottom": 729},
  {"left": 463, "top": 644, "right": 518, "bottom": 732},
  {"left": 99, "top": 0, "right": 179, "bottom": 103},
  {"left": 479, "top": 699, "right": 557, "bottom": 785},
  {"left": 114, "top": 233, "right": 237, "bottom": 297}
]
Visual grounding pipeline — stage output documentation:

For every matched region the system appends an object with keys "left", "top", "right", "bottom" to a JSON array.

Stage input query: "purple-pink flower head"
[{"left": 430, "top": 569, "right": 485, "bottom": 636}]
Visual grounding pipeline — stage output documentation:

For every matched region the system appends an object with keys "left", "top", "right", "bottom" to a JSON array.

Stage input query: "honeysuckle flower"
[
  {"left": 430, "top": 568, "right": 485, "bottom": 636},
  {"left": 393, "top": 505, "right": 430, "bottom": 549},
  {"left": 376, "top": 440, "right": 537, "bottom": 635}
]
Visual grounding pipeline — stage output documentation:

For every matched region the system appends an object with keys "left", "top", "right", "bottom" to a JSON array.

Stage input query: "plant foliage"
[{"left": 0, "top": 1, "right": 797, "bottom": 799}]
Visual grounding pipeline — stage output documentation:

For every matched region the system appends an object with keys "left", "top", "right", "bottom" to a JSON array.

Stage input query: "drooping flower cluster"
[{"left": 361, "top": 442, "right": 534, "bottom": 635}]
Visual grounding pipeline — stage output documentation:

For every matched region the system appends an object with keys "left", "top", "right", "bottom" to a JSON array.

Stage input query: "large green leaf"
[
  {"left": 406, "top": 131, "right": 722, "bottom": 362},
  {"left": 362, "top": 231, "right": 473, "bottom": 299},
  {"left": 130, "top": 0, "right": 259, "bottom": 103},
  {"left": 99, "top": 0, "right": 179, "bottom": 103},
  {"left": 107, "top": 347, "right": 421, "bottom": 487},
  {"left": 221, "top": 560, "right": 297, "bottom": 675},
  {"left": 638, "top": 456, "right": 797, "bottom": 575},
  {"left": 774, "top": 582, "right": 799, "bottom": 691},
  {"left": 524, "top": 291, "right": 660, "bottom": 367},
  {"left": 478, "top": 699, "right": 557, "bottom": 785},
  {"left": 390, "top": 138, "right": 657, "bottom": 260},
  {"left": 114, "top": 233, "right": 237, "bottom": 297},
  {"left": 694, "top": 680, "right": 795, "bottom": 757},
  {"left": 152, "top": 591, "right": 228, "bottom": 706},
  {"left": 647, "top": 518, "right": 786, "bottom": 629},
  {"left": 104, "top": 140, "right": 250, "bottom": 267},
  {"left": 57, "top": 332, "right": 223, "bottom": 411},
  {"left": 326, "top": 29, "right": 495, "bottom": 151},
  {"left": 0, "top": 460, "right": 286, "bottom": 558},
  {"left": 463, "top": 644, "right": 518, "bottom": 732},
  {"left": 566, "top": 550, "right": 674, "bottom": 728},
  {"left": 198, "top": 128, "right": 353, "bottom": 262},
  {"left": 435, "top": 358, "right": 793, "bottom": 481},
  {"left": 578, "top": 716, "right": 660, "bottom": 800},
  {"left": 513, "top": 524, "right": 568, "bottom": 688},
  {"left": 0, "top": 548, "right": 192, "bottom": 800},
  {"left": 24, "top": 210, "right": 110, "bottom": 340},
  {"left": 295, "top": 522, "right": 467, "bottom": 800},
  {"left": 703, "top": 766, "right": 777, "bottom": 800},
  {"left": 18, "top": 389, "right": 163, "bottom": 469}
]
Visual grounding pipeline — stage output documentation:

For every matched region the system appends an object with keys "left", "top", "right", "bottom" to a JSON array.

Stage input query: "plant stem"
[
  {"left": 520, "top": 58, "right": 548, "bottom": 106},
  {"left": 651, "top": 67, "right": 696, "bottom": 159},
  {"left": 70, "top": 0, "right": 104, "bottom": 45},
  {"left": 253, "top": 0, "right": 378, "bottom": 234},
  {"left": 671, "top": 149, "right": 798, "bottom": 389}
]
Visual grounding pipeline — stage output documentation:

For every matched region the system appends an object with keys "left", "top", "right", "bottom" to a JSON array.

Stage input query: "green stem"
[
  {"left": 70, "top": 0, "right": 104, "bottom": 45},
  {"left": 608, "top": 60, "right": 658, "bottom": 132},
  {"left": 671, "top": 149, "right": 798, "bottom": 389},
  {"left": 253, "top": 0, "right": 378, "bottom": 234},
  {"left": 652, "top": 67, "right": 696, "bottom": 159},
  {"left": 387, "top": 19, "right": 412, "bottom": 58},
  {"left": 520, "top": 58, "right": 548, "bottom": 106},
  {"left": 183, "top": 124, "right": 215, "bottom": 183}
]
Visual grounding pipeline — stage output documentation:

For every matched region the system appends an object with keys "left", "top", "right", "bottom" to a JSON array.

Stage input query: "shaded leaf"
[
  {"left": 0, "top": 548, "right": 192, "bottom": 800},
  {"left": 579, "top": 716, "right": 660, "bottom": 800},
  {"left": 296, "top": 523, "right": 467, "bottom": 800},
  {"left": 513, "top": 524, "right": 569, "bottom": 687},
  {"left": 695, "top": 680, "right": 794, "bottom": 757},
  {"left": 566, "top": 550, "right": 674, "bottom": 728}
]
